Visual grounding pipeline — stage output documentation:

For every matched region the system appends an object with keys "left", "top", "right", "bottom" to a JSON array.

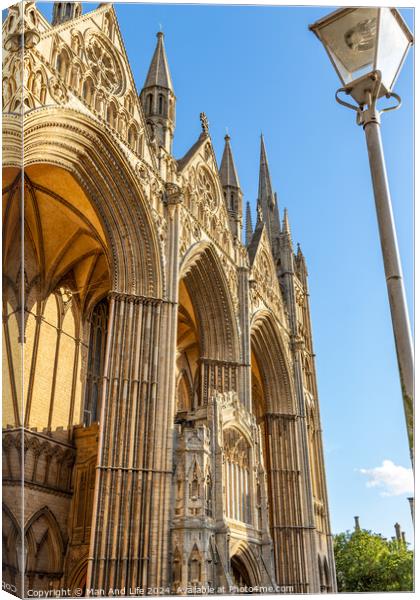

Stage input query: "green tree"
[{"left": 334, "top": 529, "right": 413, "bottom": 592}]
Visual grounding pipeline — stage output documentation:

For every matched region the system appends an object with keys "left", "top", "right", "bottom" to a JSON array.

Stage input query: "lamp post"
[{"left": 309, "top": 8, "right": 414, "bottom": 463}]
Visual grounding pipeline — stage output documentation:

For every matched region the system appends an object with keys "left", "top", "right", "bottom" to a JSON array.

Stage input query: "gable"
[
  {"left": 16, "top": 3, "right": 158, "bottom": 172},
  {"left": 177, "top": 132, "right": 234, "bottom": 254},
  {"left": 249, "top": 223, "right": 286, "bottom": 321}
]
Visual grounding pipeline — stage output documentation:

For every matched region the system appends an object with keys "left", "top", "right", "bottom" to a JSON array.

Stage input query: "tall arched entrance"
[
  {"left": 177, "top": 243, "right": 240, "bottom": 406},
  {"left": 3, "top": 164, "right": 111, "bottom": 433},
  {"left": 3, "top": 162, "right": 113, "bottom": 594},
  {"left": 175, "top": 279, "right": 200, "bottom": 417},
  {"left": 250, "top": 312, "right": 309, "bottom": 593},
  {"left": 231, "top": 555, "right": 252, "bottom": 588},
  {"left": 3, "top": 105, "right": 171, "bottom": 593}
]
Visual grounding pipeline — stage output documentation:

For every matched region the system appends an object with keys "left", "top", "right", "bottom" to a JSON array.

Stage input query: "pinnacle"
[
  {"left": 245, "top": 201, "right": 253, "bottom": 245},
  {"left": 143, "top": 29, "right": 174, "bottom": 92},
  {"left": 257, "top": 135, "right": 281, "bottom": 244},
  {"left": 219, "top": 133, "right": 240, "bottom": 189}
]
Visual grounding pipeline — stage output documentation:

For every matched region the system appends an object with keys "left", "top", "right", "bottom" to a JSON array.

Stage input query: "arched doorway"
[
  {"left": 3, "top": 162, "right": 113, "bottom": 594},
  {"left": 4, "top": 107, "right": 167, "bottom": 593},
  {"left": 250, "top": 312, "right": 309, "bottom": 591},
  {"left": 231, "top": 555, "right": 252, "bottom": 589},
  {"left": 177, "top": 243, "right": 240, "bottom": 408},
  {"left": 175, "top": 279, "right": 200, "bottom": 417},
  {"left": 3, "top": 164, "right": 111, "bottom": 432},
  {"left": 229, "top": 542, "right": 261, "bottom": 590}
]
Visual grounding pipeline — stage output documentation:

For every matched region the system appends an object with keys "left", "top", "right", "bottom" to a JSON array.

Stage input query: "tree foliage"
[{"left": 334, "top": 529, "right": 413, "bottom": 592}]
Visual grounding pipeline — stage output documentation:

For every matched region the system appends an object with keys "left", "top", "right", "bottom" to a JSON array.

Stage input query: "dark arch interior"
[{"left": 231, "top": 555, "right": 252, "bottom": 589}]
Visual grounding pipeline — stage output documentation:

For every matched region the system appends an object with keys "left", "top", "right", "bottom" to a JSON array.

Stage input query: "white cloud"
[{"left": 358, "top": 459, "right": 414, "bottom": 497}]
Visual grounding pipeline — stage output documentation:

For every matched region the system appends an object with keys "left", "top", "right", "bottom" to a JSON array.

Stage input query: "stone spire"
[
  {"left": 245, "top": 202, "right": 253, "bottom": 246},
  {"left": 143, "top": 31, "right": 174, "bottom": 92},
  {"left": 257, "top": 134, "right": 281, "bottom": 249},
  {"left": 52, "top": 2, "right": 82, "bottom": 26},
  {"left": 282, "top": 208, "right": 291, "bottom": 236},
  {"left": 219, "top": 134, "right": 243, "bottom": 239},
  {"left": 220, "top": 134, "right": 240, "bottom": 188},
  {"left": 140, "top": 32, "right": 176, "bottom": 154}
]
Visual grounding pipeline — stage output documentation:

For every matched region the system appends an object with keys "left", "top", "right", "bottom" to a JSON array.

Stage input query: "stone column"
[
  {"left": 87, "top": 186, "right": 183, "bottom": 593},
  {"left": 264, "top": 413, "right": 313, "bottom": 593},
  {"left": 237, "top": 266, "right": 251, "bottom": 412},
  {"left": 277, "top": 238, "right": 319, "bottom": 593},
  {"left": 199, "top": 359, "right": 239, "bottom": 406}
]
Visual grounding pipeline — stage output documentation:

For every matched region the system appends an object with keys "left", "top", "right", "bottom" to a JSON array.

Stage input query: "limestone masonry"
[{"left": 2, "top": 2, "right": 336, "bottom": 595}]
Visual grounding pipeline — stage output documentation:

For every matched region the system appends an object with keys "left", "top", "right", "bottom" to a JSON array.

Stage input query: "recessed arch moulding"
[{"left": 2, "top": 3, "right": 336, "bottom": 594}]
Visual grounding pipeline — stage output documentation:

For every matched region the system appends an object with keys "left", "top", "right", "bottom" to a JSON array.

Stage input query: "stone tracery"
[
  {"left": 2, "top": 2, "right": 335, "bottom": 596},
  {"left": 84, "top": 32, "right": 124, "bottom": 95}
]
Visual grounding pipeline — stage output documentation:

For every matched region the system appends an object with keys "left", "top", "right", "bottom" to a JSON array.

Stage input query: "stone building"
[{"left": 2, "top": 2, "right": 336, "bottom": 595}]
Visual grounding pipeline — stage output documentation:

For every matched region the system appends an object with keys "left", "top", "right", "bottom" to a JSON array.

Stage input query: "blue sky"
[{"left": 36, "top": 2, "right": 414, "bottom": 545}]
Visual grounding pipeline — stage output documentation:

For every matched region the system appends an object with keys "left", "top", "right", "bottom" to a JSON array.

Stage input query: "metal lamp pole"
[{"left": 336, "top": 75, "right": 413, "bottom": 464}]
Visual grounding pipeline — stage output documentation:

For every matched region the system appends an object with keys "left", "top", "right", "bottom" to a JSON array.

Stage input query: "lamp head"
[{"left": 309, "top": 8, "right": 413, "bottom": 106}]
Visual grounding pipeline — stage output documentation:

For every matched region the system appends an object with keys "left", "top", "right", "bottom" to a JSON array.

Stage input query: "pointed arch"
[
  {"left": 250, "top": 310, "right": 294, "bottom": 415},
  {"left": 176, "top": 369, "right": 193, "bottom": 413},
  {"left": 180, "top": 242, "right": 239, "bottom": 362},
  {"left": 13, "top": 107, "right": 163, "bottom": 297},
  {"left": 25, "top": 506, "right": 65, "bottom": 575},
  {"left": 172, "top": 546, "right": 182, "bottom": 588},
  {"left": 82, "top": 76, "right": 95, "bottom": 105},
  {"left": 230, "top": 541, "right": 261, "bottom": 587},
  {"left": 2, "top": 503, "right": 21, "bottom": 584},
  {"left": 188, "top": 544, "right": 202, "bottom": 585},
  {"left": 56, "top": 47, "right": 71, "bottom": 83}
]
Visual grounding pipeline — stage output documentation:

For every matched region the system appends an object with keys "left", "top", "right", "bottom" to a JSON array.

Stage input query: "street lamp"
[{"left": 309, "top": 8, "right": 414, "bottom": 463}]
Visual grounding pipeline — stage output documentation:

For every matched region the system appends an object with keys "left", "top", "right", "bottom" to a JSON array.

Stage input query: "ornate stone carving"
[
  {"left": 84, "top": 31, "right": 124, "bottom": 95},
  {"left": 135, "top": 161, "right": 150, "bottom": 184},
  {"left": 197, "top": 166, "right": 218, "bottom": 214},
  {"left": 200, "top": 111, "right": 209, "bottom": 135},
  {"left": 49, "top": 76, "right": 68, "bottom": 104}
]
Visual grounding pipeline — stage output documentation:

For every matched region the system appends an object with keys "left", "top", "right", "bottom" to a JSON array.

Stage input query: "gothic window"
[
  {"left": 128, "top": 124, "right": 138, "bottom": 150},
  {"left": 82, "top": 77, "right": 94, "bottom": 104},
  {"left": 147, "top": 93, "right": 153, "bottom": 114},
  {"left": 158, "top": 94, "right": 165, "bottom": 115},
  {"left": 71, "top": 34, "right": 82, "bottom": 58},
  {"left": 189, "top": 461, "right": 200, "bottom": 500},
  {"left": 188, "top": 545, "right": 201, "bottom": 585},
  {"left": 176, "top": 373, "right": 191, "bottom": 413},
  {"left": 223, "top": 428, "right": 251, "bottom": 524},
  {"left": 125, "top": 93, "right": 134, "bottom": 115},
  {"left": 197, "top": 167, "right": 218, "bottom": 213},
  {"left": 172, "top": 548, "right": 182, "bottom": 588},
  {"left": 118, "top": 113, "right": 127, "bottom": 138},
  {"left": 205, "top": 471, "right": 212, "bottom": 517},
  {"left": 56, "top": 50, "right": 70, "bottom": 82},
  {"left": 95, "top": 91, "right": 104, "bottom": 114},
  {"left": 107, "top": 102, "right": 117, "bottom": 129},
  {"left": 83, "top": 298, "right": 108, "bottom": 425},
  {"left": 66, "top": 4, "right": 72, "bottom": 18},
  {"left": 230, "top": 193, "right": 235, "bottom": 210}
]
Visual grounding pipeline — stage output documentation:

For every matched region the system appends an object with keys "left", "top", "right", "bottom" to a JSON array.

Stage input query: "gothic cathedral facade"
[{"left": 2, "top": 3, "right": 336, "bottom": 596}]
